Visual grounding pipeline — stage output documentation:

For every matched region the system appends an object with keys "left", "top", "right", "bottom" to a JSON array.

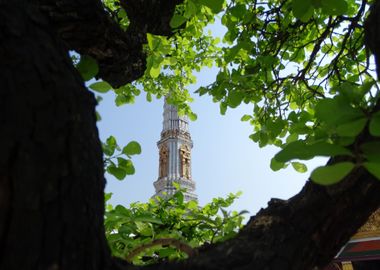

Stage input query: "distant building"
[
  {"left": 324, "top": 209, "right": 380, "bottom": 270},
  {"left": 152, "top": 99, "right": 197, "bottom": 202}
]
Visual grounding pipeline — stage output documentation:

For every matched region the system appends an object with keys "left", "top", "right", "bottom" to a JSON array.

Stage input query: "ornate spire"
[{"left": 153, "top": 99, "right": 197, "bottom": 202}]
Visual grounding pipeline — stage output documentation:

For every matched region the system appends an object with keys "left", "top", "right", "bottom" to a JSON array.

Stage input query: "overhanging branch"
[{"left": 38, "top": 0, "right": 183, "bottom": 88}]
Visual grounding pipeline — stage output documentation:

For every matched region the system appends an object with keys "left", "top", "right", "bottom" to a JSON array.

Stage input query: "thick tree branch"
[
  {"left": 38, "top": 0, "right": 183, "bottom": 88},
  {"left": 117, "top": 134, "right": 379, "bottom": 270}
]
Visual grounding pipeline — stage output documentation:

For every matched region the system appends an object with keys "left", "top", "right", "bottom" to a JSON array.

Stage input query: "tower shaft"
[{"left": 153, "top": 100, "right": 197, "bottom": 202}]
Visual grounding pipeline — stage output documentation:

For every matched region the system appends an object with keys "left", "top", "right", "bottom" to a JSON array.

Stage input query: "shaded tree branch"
[{"left": 38, "top": 0, "right": 183, "bottom": 88}]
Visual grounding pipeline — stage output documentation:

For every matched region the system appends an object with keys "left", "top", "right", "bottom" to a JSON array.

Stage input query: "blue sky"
[
  {"left": 96, "top": 67, "right": 326, "bottom": 217},
  {"left": 95, "top": 20, "right": 327, "bottom": 218}
]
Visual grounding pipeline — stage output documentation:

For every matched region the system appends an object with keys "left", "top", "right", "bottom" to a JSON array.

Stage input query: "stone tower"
[{"left": 153, "top": 99, "right": 197, "bottom": 202}]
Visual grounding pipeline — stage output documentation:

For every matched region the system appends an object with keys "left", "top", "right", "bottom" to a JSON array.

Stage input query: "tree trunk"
[{"left": 0, "top": 1, "right": 111, "bottom": 269}]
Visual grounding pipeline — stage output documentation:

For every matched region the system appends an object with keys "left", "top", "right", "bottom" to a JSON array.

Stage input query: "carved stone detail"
[
  {"left": 159, "top": 145, "right": 168, "bottom": 178},
  {"left": 179, "top": 145, "right": 191, "bottom": 179},
  {"left": 161, "top": 129, "right": 191, "bottom": 141}
]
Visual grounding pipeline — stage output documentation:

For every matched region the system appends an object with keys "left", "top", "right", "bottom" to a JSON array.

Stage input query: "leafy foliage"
[
  {"left": 94, "top": 0, "right": 380, "bottom": 207},
  {"left": 104, "top": 189, "right": 246, "bottom": 265},
  {"left": 97, "top": 0, "right": 380, "bottom": 263},
  {"left": 102, "top": 136, "right": 141, "bottom": 180},
  {"left": 102, "top": 0, "right": 380, "bottom": 184}
]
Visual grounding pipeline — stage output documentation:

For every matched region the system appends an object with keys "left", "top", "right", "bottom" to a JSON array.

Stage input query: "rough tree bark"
[
  {"left": 1, "top": 0, "right": 380, "bottom": 270},
  {"left": 0, "top": 1, "right": 111, "bottom": 269}
]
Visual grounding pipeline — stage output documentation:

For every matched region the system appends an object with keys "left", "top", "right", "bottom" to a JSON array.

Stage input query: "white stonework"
[{"left": 152, "top": 99, "right": 197, "bottom": 202}]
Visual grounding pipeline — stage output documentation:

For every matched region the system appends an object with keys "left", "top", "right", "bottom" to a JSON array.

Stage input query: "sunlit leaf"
[
  {"left": 89, "top": 81, "right": 112, "bottom": 93},
  {"left": 123, "top": 141, "right": 142, "bottom": 156},
  {"left": 291, "top": 162, "right": 307, "bottom": 173},
  {"left": 107, "top": 166, "right": 127, "bottom": 180},
  {"left": 133, "top": 214, "right": 163, "bottom": 225},
  {"left": 241, "top": 114, "right": 251, "bottom": 122},
  {"left": 274, "top": 141, "right": 352, "bottom": 163},
  {"left": 270, "top": 158, "right": 286, "bottom": 171},
  {"left": 311, "top": 162, "right": 355, "bottom": 185},
  {"left": 188, "top": 112, "right": 198, "bottom": 121}
]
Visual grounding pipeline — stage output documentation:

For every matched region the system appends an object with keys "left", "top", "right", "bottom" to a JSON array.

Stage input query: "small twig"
[{"left": 125, "top": 238, "right": 196, "bottom": 263}]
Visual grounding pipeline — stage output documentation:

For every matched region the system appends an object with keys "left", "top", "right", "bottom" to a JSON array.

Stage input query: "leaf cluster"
[
  {"left": 103, "top": 136, "right": 142, "bottom": 180},
  {"left": 272, "top": 83, "right": 380, "bottom": 184},
  {"left": 104, "top": 189, "right": 246, "bottom": 265}
]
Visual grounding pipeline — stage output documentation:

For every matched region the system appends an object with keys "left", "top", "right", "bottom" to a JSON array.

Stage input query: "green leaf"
[
  {"left": 337, "top": 81, "right": 372, "bottom": 105},
  {"left": 274, "top": 141, "right": 352, "bottom": 163},
  {"left": 76, "top": 55, "right": 98, "bottom": 81},
  {"left": 107, "top": 136, "right": 117, "bottom": 147},
  {"left": 229, "top": 4, "right": 246, "bottom": 19},
  {"left": 135, "top": 221, "right": 153, "bottom": 236},
  {"left": 291, "top": 162, "right": 307, "bottom": 173},
  {"left": 320, "top": 0, "right": 348, "bottom": 15},
  {"left": 188, "top": 112, "right": 198, "bottom": 121},
  {"left": 220, "top": 103, "right": 227, "bottom": 115},
  {"left": 146, "top": 93, "right": 152, "bottom": 102},
  {"left": 174, "top": 191, "right": 184, "bottom": 204},
  {"left": 133, "top": 214, "right": 163, "bottom": 225},
  {"left": 197, "top": 0, "right": 224, "bottom": 13},
  {"left": 310, "top": 162, "right": 355, "bottom": 185},
  {"left": 369, "top": 112, "right": 380, "bottom": 137},
  {"left": 115, "top": 94, "right": 134, "bottom": 106},
  {"left": 118, "top": 158, "right": 135, "bottom": 175},
  {"left": 241, "top": 114, "right": 251, "bottom": 122},
  {"left": 363, "top": 162, "right": 380, "bottom": 180},
  {"left": 292, "top": 0, "right": 314, "bottom": 22},
  {"left": 158, "top": 248, "right": 177, "bottom": 258},
  {"left": 150, "top": 65, "right": 161, "bottom": 78},
  {"left": 315, "top": 98, "right": 364, "bottom": 127},
  {"left": 103, "top": 136, "right": 117, "bottom": 156},
  {"left": 105, "top": 192, "right": 113, "bottom": 202},
  {"left": 361, "top": 141, "right": 380, "bottom": 163},
  {"left": 185, "top": 0, "right": 198, "bottom": 17},
  {"left": 147, "top": 33, "right": 155, "bottom": 50},
  {"left": 270, "top": 158, "right": 286, "bottom": 171},
  {"left": 170, "top": 14, "right": 187, "bottom": 28},
  {"left": 123, "top": 141, "right": 142, "bottom": 156},
  {"left": 187, "top": 200, "right": 198, "bottom": 209},
  {"left": 286, "top": 133, "right": 299, "bottom": 143},
  {"left": 360, "top": 141, "right": 380, "bottom": 155},
  {"left": 96, "top": 111, "right": 102, "bottom": 122},
  {"left": 227, "top": 91, "right": 243, "bottom": 108},
  {"left": 89, "top": 81, "right": 112, "bottom": 93},
  {"left": 336, "top": 117, "right": 367, "bottom": 137},
  {"left": 107, "top": 166, "right": 127, "bottom": 180}
]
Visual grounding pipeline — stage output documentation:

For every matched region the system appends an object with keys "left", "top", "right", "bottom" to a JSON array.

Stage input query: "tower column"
[{"left": 153, "top": 99, "right": 197, "bottom": 202}]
